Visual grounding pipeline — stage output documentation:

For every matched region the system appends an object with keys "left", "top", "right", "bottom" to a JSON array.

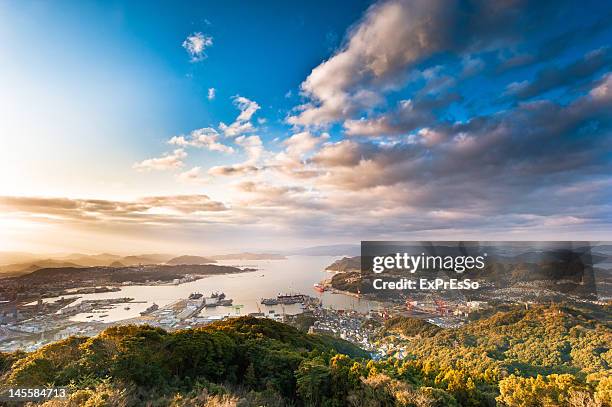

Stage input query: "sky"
[{"left": 1, "top": 0, "right": 611, "bottom": 254}]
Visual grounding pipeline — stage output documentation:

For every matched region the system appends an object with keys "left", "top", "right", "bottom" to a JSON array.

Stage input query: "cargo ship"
[
  {"left": 261, "top": 293, "right": 305, "bottom": 305},
  {"left": 204, "top": 298, "right": 233, "bottom": 307},
  {"left": 277, "top": 294, "right": 305, "bottom": 304}
]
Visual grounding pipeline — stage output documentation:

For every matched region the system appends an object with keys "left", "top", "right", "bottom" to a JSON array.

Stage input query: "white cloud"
[
  {"left": 283, "top": 131, "right": 329, "bottom": 159},
  {"left": 288, "top": 0, "right": 447, "bottom": 126},
  {"left": 207, "top": 135, "right": 265, "bottom": 177},
  {"left": 132, "top": 149, "right": 187, "bottom": 172},
  {"left": 182, "top": 32, "right": 213, "bottom": 62},
  {"left": 218, "top": 121, "right": 255, "bottom": 138},
  {"left": 234, "top": 96, "right": 260, "bottom": 122},
  {"left": 343, "top": 99, "right": 430, "bottom": 136},
  {"left": 267, "top": 131, "right": 330, "bottom": 176},
  {"left": 417, "top": 127, "right": 447, "bottom": 146},
  {"left": 590, "top": 72, "right": 612, "bottom": 100},
  {"left": 235, "top": 135, "right": 264, "bottom": 164},
  {"left": 207, "top": 164, "right": 259, "bottom": 177},
  {"left": 219, "top": 96, "right": 260, "bottom": 138},
  {"left": 168, "top": 127, "right": 234, "bottom": 153},
  {"left": 288, "top": 0, "right": 540, "bottom": 126},
  {"left": 207, "top": 88, "right": 216, "bottom": 100}
]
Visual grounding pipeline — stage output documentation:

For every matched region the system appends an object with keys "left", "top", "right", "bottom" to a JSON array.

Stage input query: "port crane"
[
  {"left": 405, "top": 297, "right": 415, "bottom": 314},
  {"left": 434, "top": 298, "right": 447, "bottom": 316}
]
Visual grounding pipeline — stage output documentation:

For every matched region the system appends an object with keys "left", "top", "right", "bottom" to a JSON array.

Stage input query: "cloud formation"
[
  {"left": 343, "top": 99, "right": 432, "bottom": 136},
  {"left": 132, "top": 95, "right": 261, "bottom": 177},
  {"left": 219, "top": 96, "right": 260, "bottom": 137},
  {"left": 182, "top": 32, "right": 213, "bottom": 62},
  {"left": 506, "top": 47, "right": 612, "bottom": 99},
  {"left": 208, "top": 135, "right": 264, "bottom": 176},
  {"left": 168, "top": 128, "right": 234, "bottom": 153},
  {"left": 281, "top": 131, "right": 328, "bottom": 161},
  {"left": 132, "top": 149, "right": 187, "bottom": 172},
  {"left": 0, "top": 195, "right": 226, "bottom": 224},
  {"left": 288, "top": 0, "right": 555, "bottom": 126},
  {"left": 17, "top": 0, "right": 612, "bottom": 252},
  {"left": 309, "top": 76, "right": 612, "bottom": 192}
]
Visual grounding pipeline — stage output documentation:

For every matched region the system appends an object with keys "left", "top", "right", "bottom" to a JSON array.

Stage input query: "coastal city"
[
  {"left": 1, "top": 256, "right": 608, "bottom": 356},
  {"left": 0, "top": 285, "right": 473, "bottom": 355},
  {"left": 0, "top": 245, "right": 610, "bottom": 355}
]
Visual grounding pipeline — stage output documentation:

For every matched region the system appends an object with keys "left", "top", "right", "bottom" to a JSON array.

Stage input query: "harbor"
[{"left": 0, "top": 256, "right": 384, "bottom": 352}]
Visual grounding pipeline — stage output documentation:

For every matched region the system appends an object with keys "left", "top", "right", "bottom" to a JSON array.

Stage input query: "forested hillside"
[
  {"left": 0, "top": 305, "right": 610, "bottom": 406},
  {"left": 376, "top": 304, "right": 611, "bottom": 406}
]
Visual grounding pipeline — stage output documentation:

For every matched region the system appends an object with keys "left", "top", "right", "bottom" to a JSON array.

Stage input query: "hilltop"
[
  {"left": 0, "top": 251, "right": 287, "bottom": 276},
  {"left": 0, "top": 264, "right": 255, "bottom": 303},
  {"left": 0, "top": 259, "right": 83, "bottom": 276},
  {"left": 379, "top": 304, "right": 611, "bottom": 376},
  {"left": 372, "top": 304, "right": 611, "bottom": 406},
  {"left": 325, "top": 256, "right": 360, "bottom": 272},
  {"left": 15, "top": 264, "right": 250, "bottom": 284},
  {"left": 0, "top": 317, "right": 367, "bottom": 406}
]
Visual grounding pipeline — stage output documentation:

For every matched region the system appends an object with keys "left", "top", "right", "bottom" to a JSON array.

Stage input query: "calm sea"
[{"left": 38, "top": 256, "right": 382, "bottom": 323}]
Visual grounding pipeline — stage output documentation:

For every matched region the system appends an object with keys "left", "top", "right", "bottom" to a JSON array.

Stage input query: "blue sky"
[
  {"left": 0, "top": 1, "right": 373, "bottom": 198},
  {"left": 1, "top": 0, "right": 611, "bottom": 253}
]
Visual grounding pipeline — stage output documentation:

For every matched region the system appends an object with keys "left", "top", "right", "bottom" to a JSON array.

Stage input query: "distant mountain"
[
  {"left": 60, "top": 253, "right": 123, "bottom": 266},
  {"left": 0, "top": 253, "right": 180, "bottom": 275},
  {"left": 211, "top": 252, "right": 286, "bottom": 260},
  {"left": 120, "top": 254, "right": 175, "bottom": 265},
  {"left": 325, "top": 256, "right": 361, "bottom": 272},
  {"left": 0, "top": 252, "right": 44, "bottom": 267},
  {"left": 62, "top": 253, "right": 176, "bottom": 266},
  {"left": 290, "top": 244, "right": 360, "bottom": 256},
  {"left": 166, "top": 255, "right": 216, "bottom": 265},
  {"left": 0, "top": 259, "right": 84, "bottom": 275},
  {"left": 14, "top": 264, "right": 251, "bottom": 285}
]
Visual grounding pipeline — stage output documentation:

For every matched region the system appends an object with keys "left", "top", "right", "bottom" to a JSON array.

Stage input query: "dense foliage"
[
  {"left": 383, "top": 316, "right": 441, "bottom": 338},
  {"left": 0, "top": 304, "right": 609, "bottom": 406},
  {"left": 373, "top": 304, "right": 611, "bottom": 406}
]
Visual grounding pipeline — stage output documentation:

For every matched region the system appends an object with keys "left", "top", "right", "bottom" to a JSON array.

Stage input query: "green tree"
[{"left": 296, "top": 358, "right": 332, "bottom": 406}]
